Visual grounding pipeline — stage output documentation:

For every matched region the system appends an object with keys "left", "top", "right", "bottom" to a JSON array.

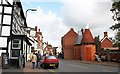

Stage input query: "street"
[
  {"left": 1, "top": 59, "right": 119, "bottom": 73},
  {"left": 46, "top": 60, "right": 119, "bottom": 72}
]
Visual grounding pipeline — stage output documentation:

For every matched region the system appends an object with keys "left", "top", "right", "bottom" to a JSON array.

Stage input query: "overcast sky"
[{"left": 21, "top": 0, "right": 115, "bottom": 47}]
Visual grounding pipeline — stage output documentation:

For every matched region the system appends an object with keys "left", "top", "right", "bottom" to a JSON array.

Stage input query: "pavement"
[{"left": 23, "top": 61, "right": 48, "bottom": 72}]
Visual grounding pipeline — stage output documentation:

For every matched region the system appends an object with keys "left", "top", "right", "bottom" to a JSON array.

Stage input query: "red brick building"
[
  {"left": 101, "top": 32, "right": 113, "bottom": 49},
  {"left": 62, "top": 28, "right": 78, "bottom": 60},
  {"left": 80, "top": 28, "right": 96, "bottom": 61},
  {"left": 62, "top": 28, "right": 96, "bottom": 61}
]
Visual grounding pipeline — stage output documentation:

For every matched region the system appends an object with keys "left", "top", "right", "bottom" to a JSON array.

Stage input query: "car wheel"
[
  {"left": 55, "top": 64, "right": 59, "bottom": 69},
  {"left": 42, "top": 64, "right": 45, "bottom": 69}
]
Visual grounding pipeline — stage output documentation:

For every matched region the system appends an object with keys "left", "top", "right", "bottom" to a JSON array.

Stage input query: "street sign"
[{"left": 0, "top": 37, "right": 7, "bottom": 47}]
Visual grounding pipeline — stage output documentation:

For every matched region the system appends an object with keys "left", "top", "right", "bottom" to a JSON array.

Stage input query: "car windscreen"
[{"left": 46, "top": 56, "right": 57, "bottom": 59}]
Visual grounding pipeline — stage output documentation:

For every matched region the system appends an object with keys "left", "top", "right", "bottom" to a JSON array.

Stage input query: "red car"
[{"left": 40, "top": 55, "right": 59, "bottom": 69}]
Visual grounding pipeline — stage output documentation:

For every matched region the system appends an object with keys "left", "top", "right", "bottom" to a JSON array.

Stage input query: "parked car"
[{"left": 40, "top": 55, "right": 59, "bottom": 69}]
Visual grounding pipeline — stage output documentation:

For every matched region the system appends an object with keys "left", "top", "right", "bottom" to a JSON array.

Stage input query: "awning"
[{"left": 25, "top": 37, "right": 32, "bottom": 45}]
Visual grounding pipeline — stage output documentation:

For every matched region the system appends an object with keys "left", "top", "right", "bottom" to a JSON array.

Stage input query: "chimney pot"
[
  {"left": 81, "top": 29, "right": 84, "bottom": 35},
  {"left": 39, "top": 29, "right": 40, "bottom": 32},
  {"left": 104, "top": 32, "right": 108, "bottom": 37},
  {"left": 35, "top": 26, "right": 37, "bottom": 31},
  {"left": 70, "top": 28, "right": 74, "bottom": 31}
]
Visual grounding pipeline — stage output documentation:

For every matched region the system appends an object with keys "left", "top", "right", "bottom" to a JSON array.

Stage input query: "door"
[{"left": 86, "top": 47, "right": 92, "bottom": 61}]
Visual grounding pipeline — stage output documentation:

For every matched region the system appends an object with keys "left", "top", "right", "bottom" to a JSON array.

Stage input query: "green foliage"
[
  {"left": 110, "top": 23, "right": 120, "bottom": 31},
  {"left": 110, "top": 1, "right": 120, "bottom": 48},
  {"left": 110, "top": 1, "right": 120, "bottom": 31},
  {"left": 115, "top": 31, "right": 120, "bottom": 42}
]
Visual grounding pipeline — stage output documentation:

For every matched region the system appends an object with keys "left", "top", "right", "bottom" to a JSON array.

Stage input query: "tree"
[
  {"left": 110, "top": 0, "right": 120, "bottom": 48},
  {"left": 94, "top": 36, "right": 101, "bottom": 52}
]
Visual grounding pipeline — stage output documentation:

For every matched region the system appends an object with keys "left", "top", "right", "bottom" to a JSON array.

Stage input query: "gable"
[
  {"left": 101, "top": 36, "right": 113, "bottom": 43},
  {"left": 62, "top": 29, "right": 77, "bottom": 39},
  {"left": 101, "top": 38, "right": 113, "bottom": 44}
]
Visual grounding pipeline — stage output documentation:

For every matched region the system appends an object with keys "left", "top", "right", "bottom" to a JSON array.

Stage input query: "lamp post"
[{"left": 25, "top": 9, "right": 37, "bottom": 18}]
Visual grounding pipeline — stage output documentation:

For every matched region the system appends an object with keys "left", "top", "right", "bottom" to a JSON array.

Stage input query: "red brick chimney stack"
[
  {"left": 71, "top": 28, "right": 74, "bottom": 31},
  {"left": 38, "top": 28, "right": 40, "bottom": 32},
  {"left": 35, "top": 26, "right": 37, "bottom": 31},
  {"left": 104, "top": 32, "right": 108, "bottom": 37},
  {"left": 81, "top": 29, "right": 84, "bottom": 35},
  {"left": 98, "top": 35, "right": 100, "bottom": 41}
]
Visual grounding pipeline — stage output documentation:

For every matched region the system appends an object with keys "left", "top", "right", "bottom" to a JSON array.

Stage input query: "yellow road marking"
[{"left": 48, "top": 69, "right": 55, "bottom": 73}]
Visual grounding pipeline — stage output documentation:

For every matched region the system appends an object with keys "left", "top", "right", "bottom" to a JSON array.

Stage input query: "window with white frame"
[{"left": 12, "top": 39, "right": 21, "bottom": 49}]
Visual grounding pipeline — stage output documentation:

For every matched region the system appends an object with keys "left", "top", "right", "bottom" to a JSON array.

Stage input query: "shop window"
[
  {"left": 11, "top": 50, "right": 20, "bottom": 57},
  {"left": 3, "top": 15, "right": 11, "bottom": 25},
  {"left": 12, "top": 39, "right": 21, "bottom": 49},
  {"left": 1, "top": 26, "right": 10, "bottom": 36}
]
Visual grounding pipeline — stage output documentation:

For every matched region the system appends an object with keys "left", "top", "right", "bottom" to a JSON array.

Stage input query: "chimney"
[
  {"left": 70, "top": 28, "right": 74, "bottom": 31},
  {"left": 81, "top": 29, "right": 84, "bottom": 35},
  {"left": 35, "top": 26, "right": 37, "bottom": 31},
  {"left": 38, "top": 28, "right": 40, "bottom": 32},
  {"left": 98, "top": 35, "right": 100, "bottom": 41},
  {"left": 104, "top": 32, "right": 108, "bottom": 37}
]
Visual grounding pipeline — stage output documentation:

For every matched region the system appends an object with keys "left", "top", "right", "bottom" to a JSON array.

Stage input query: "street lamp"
[{"left": 25, "top": 9, "right": 37, "bottom": 18}]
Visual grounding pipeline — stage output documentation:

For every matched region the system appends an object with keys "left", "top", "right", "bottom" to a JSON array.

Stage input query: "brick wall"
[
  {"left": 80, "top": 44, "right": 96, "bottom": 61},
  {"left": 74, "top": 46, "right": 81, "bottom": 60},
  {"left": 62, "top": 28, "right": 77, "bottom": 60},
  {"left": 101, "top": 38, "right": 113, "bottom": 48}
]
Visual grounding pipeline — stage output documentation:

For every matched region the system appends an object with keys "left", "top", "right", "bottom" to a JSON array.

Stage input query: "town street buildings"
[
  {"left": 0, "top": 0, "right": 44, "bottom": 67},
  {"left": 62, "top": 26, "right": 96, "bottom": 61}
]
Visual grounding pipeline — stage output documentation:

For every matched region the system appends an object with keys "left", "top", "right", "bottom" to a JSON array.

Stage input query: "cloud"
[
  {"left": 61, "top": 0, "right": 115, "bottom": 39},
  {"left": 23, "top": 0, "right": 115, "bottom": 46},
  {"left": 26, "top": 7, "right": 69, "bottom": 46}
]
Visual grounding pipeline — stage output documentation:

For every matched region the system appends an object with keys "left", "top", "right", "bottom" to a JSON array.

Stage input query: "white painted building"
[{"left": 0, "top": 0, "right": 34, "bottom": 66}]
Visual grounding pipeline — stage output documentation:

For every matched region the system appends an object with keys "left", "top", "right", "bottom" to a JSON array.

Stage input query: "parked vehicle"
[{"left": 40, "top": 55, "right": 59, "bottom": 69}]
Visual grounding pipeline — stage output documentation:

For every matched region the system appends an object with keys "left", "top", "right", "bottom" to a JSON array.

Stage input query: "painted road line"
[
  {"left": 102, "top": 70, "right": 113, "bottom": 72},
  {"left": 69, "top": 64, "right": 89, "bottom": 69},
  {"left": 48, "top": 69, "right": 55, "bottom": 73}
]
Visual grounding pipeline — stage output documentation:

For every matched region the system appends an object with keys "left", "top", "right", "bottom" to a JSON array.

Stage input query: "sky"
[{"left": 21, "top": 0, "right": 115, "bottom": 47}]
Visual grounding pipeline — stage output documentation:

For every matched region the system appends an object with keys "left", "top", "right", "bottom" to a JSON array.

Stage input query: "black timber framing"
[{"left": 0, "top": 1, "right": 13, "bottom": 53}]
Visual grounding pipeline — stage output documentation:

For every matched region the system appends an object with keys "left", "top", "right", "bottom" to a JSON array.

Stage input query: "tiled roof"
[
  {"left": 62, "top": 28, "right": 77, "bottom": 38},
  {"left": 74, "top": 34, "right": 82, "bottom": 45},
  {"left": 101, "top": 36, "right": 113, "bottom": 42},
  {"left": 81, "top": 29, "right": 94, "bottom": 44}
]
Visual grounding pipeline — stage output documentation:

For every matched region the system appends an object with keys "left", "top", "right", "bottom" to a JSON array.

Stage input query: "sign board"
[{"left": 0, "top": 37, "right": 7, "bottom": 47}]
